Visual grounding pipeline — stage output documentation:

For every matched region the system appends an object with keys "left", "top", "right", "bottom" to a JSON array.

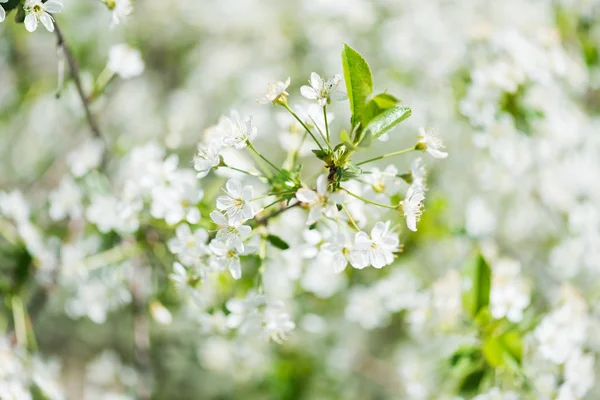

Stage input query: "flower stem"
[
  {"left": 290, "top": 131, "right": 308, "bottom": 168},
  {"left": 356, "top": 147, "right": 415, "bottom": 166},
  {"left": 323, "top": 105, "right": 330, "bottom": 145},
  {"left": 343, "top": 188, "right": 397, "bottom": 210},
  {"left": 222, "top": 164, "right": 264, "bottom": 178},
  {"left": 248, "top": 142, "right": 284, "bottom": 174},
  {"left": 281, "top": 103, "right": 324, "bottom": 152},
  {"left": 342, "top": 205, "right": 361, "bottom": 232},
  {"left": 12, "top": 296, "right": 27, "bottom": 349}
]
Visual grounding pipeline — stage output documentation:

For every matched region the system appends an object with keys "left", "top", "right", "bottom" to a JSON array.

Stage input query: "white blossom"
[
  {"left": 0, "top": 0, "right": 8, "bottom": 23},
  {"left": 300, "top": 73, "right": 347, "bottom": 107},
  {"left": 66, "top": 139, "right": 105, "bottom": 178},
  {"left": 417, "top": 127, "right": 448, "bottom": 159},
  {"left": 209, "top": 211, "right": 251, "bottom": 253},
  {"left": 296, "top": 174, "right": 346, "bottom": 225},
  {"left": 23, "top": 0, "right": 63, "bottom": 32},
  {"left": 107, "top": 44, "right": 145, "bottom": 79},
  {"left": 167, "top": 224, "right": 209, "bottom": 267},
  {"left": 262, "top": 301, "right": 295, "bottom": 343},
  {"left": 400, "top": 185, "right": 425, "bottom": 232},
  {"left": 216, "top": 179, "right": 255, "bottom": 225},
  {"left": 221, "top": 112, "right": 257, "bottom": 149},
  {"left": 209, "top": 240, "right": 243, "bottom": 279},
  {"left": 48, "top": 176, "right": 83, "bottom": 221},
  {"left": 350, "top": 221, "right": 399, "bottom": 269},
  {"left": 320, "top": 230, "right": 354, "bottom": 273},
  {"left": 194, "top": 143, "right": 221, "bottom": 178},
  {"left": 107, "top": 0, "right": 132, "bottom": 27},
  {"left": 257, "top": 77, "right": 290, "bottom": 104},
  {"left": 490, "top": 259, "right": 530, "bottom": 323}
]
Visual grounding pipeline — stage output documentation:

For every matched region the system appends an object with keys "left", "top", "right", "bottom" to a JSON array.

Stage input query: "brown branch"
[{"left": 53, "top": 21, "right": 103, "bottom": 141}]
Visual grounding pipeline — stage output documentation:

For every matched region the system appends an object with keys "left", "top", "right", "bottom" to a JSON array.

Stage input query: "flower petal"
[
  {"left": 300, "top": 86, "right": 318, "bottom": 100},
  {"left": 309, "top": 72, "right": 323, "bottom": 91},
  {"left": 40, "top": 12, "right": 55, "bottom": 32},
  {"left": 44, "top": 0, "right": 64, "bottom": 13},
  {"left": 210, "top": 211, "right": 228, "bottom": 226},
  {"left": 296, "top": 188, "right": 319, "bottom": 204},
  {"left": 24, "top": 13, "right": 38, "bottom": 32}
]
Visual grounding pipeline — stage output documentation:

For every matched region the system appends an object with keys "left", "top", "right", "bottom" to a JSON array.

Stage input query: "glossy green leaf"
[
  {"left": 362, "top": 93, "right": 400, "bottom": 126},
  {"left": 266, "top": 235, "right": 290, "bottom": 250},
  {"left": 360, "top": 106, "right": 411, "bottom": 144},
  {"left": 462, "top": 253, "right": 491, "bottom": 319},
  {"left": 341, "top": 44, "right": 373, "bottom": 129}
]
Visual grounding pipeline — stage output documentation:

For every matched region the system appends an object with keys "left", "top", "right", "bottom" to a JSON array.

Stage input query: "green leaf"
[
  {"left": 341, "top": 44, "right": 373, "bottom": 129},
  {"left": 462, "top": 253, "right": 491, "bottom": 319},
  {"left": 311, "top": 149, "right": 330, "bottom": 161},
  {"left": 360, "top": 106, "right": 411, "bottom": 145},
  {"left": 2, "top": 0, "right": 21, "bottom": 14},
  {"left": 266, "top": 235, "right": 290, "bottom": 250},
  {"left": 362, "top": 93, "right": 400, "bottom": 126},
  {"left": 483, "top": 331, "right": 523, "bottom": 369}
]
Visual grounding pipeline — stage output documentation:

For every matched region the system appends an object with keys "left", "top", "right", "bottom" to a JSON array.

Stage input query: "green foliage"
[
  {"left": 2, "top": 0, "right": 21, "bottom": 14},
  {"left": 360, "top": 105, "right": 411, "bottom": 145},
  {"left": 266, "top": 234, "right": 290, "bottom": 250},
  {"left": 462, "top": 253, "right": 491, "bottom": 319},
  {"left": 341, "top": 46, "right": 411, "bottom": 149},
  {"left": 482, "top": 330, "right": 523, "bottom": 369},
  {"left": 362, "top": 93, "right": 400, "bottom": 126},
  {"left": 341, "top": 44, "right": 373, "bottom": 130}
]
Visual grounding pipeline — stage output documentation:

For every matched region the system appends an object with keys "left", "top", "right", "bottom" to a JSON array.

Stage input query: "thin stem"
[
  {"left": 281, "top": 103, "right": 324, "bottom": 152},
  {"left": 309, "top": 114, "right": 331, "bottom": 150},
  {"left": 12, "top": 296, "right": 27, "bottom": 348},
  {"left": 356, "top": 147, "right": 415, "bottom": 166},
  {"left": 249, "top": 191, "right": 294, "bottom": 202},
  {"left": 247, "top": 142, "right": 284, "bottom": 175},
  {"left": 323, "top": 105, "right": 330, "bottom": 145},
  {"left": 54, "top": 21, "right": 104, "bottom": 141},
  {"left": 256, "top": 202, "right": 300, "bottom": 225},
  {"left": 222, "top": 164, "right": 264, "bottom": 178},
  {"left": 246, "top": 147, "right": 273, "bottom": 178},
  {"left": 290, "top": 131, "right": 308, "bottom": 168},
  {"left": 343, "top": 188, "right": 397, "bottom": 210},
  {"left": 342, "top": 205, "right": 361, "bottom": 232}
]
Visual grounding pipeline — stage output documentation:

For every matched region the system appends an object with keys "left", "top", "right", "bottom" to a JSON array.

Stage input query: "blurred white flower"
[
  {"left": 107, "top": 44, "right": 144, "bottom": 79},
  {"left": 194, "top": 143, "right": 221, "bottom": 178},
  {"left": 66, "top": 139, "right": 104, "bottom": 178},
  {"left": 106, "top": 0, "right": 132, "bottom": 27},
  {"left": 465, "top": 197, "right": 496, "bottom": 237},
  {"left": 48, "top": 176, "right": 83, "bottom": 221},
  {"left": 560, "top": 350, "right": 595, "bottom": 398},
  {"left": 490, "top": 259, "right": 530, "bottom": 322},
  {"left": 167, "top": 224, "right": 209, "bottom": 267},
  {"left": 23, "top": 0, "right": 63, "bottom": 32},
  {"left": 262, "top": 301, "right": 295, "bottom": 343},
  {"left": 300, "top": 72, "right": 347, "bottom": 107},
  {"left": 345, "top": 286, "right": 388, "bottom": 329}
]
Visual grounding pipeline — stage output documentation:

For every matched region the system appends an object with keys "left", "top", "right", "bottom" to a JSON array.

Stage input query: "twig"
[
  {"left": 53, "top": 21, "right": 104, "bottom": 141},
  {"left": 255, "top": 202, "right": 300, "bottom": 225}
]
